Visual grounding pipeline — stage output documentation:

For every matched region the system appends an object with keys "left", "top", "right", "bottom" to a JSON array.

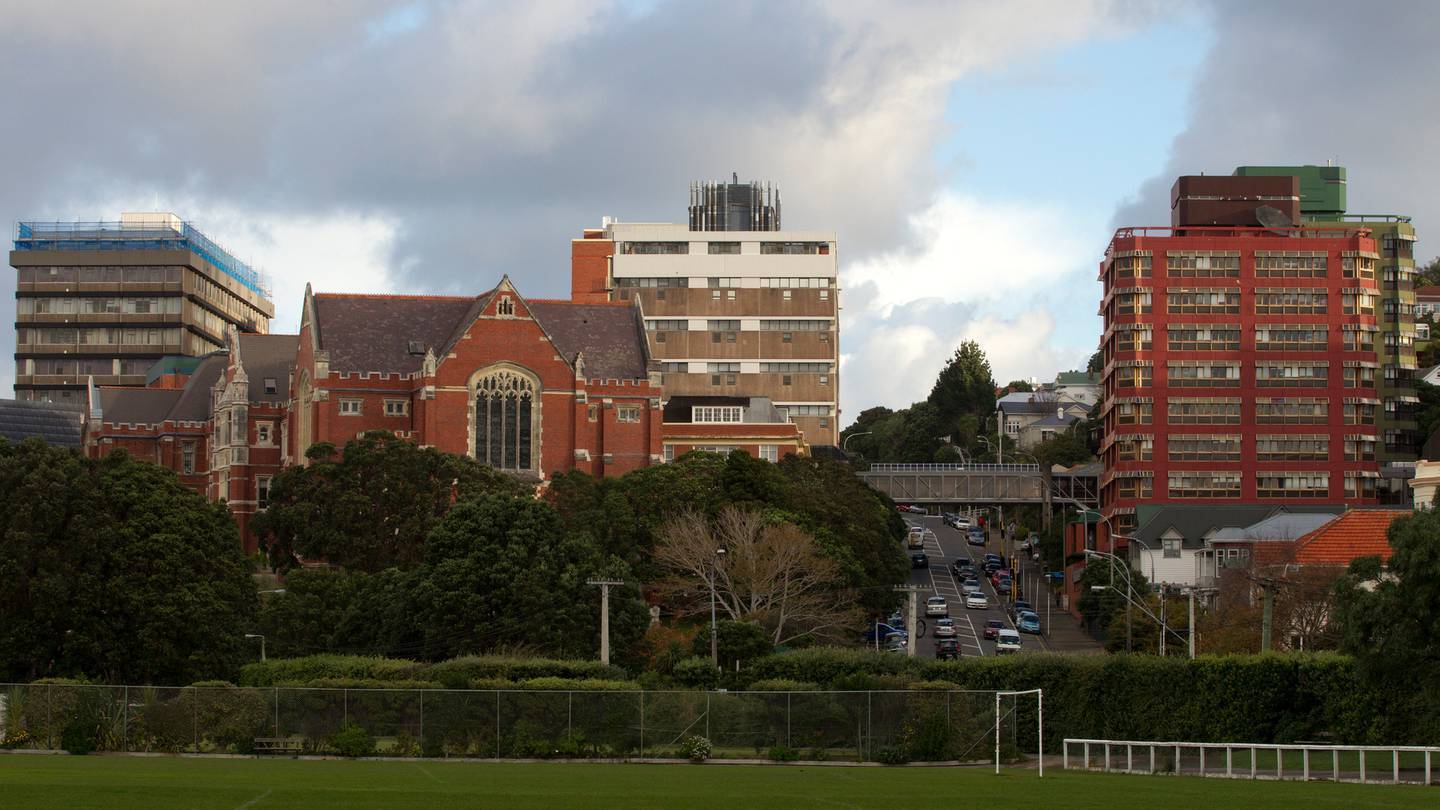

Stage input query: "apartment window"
[
  {"left": 1005, "top": 419, "right": 1020, "bottom": 435},
  {"left": 1254, "top": 398, "right": 1329, "bottom": 424},
  {"left": 783, "top": 405, "right": 832, "bottom": 418},
  {"left": 1343, "top": 364, "right": 1377, "bottom": 388},
  {"left": 1113, "top": 362, "right": 1152, "bottom": 388},
  {"left": 760, "top": 445, "right": 780, "bottom": 462},
  {"left": 1256, "top": 435, "right": 1328, "bottom": 461},
  {"left": 1254, "top": 251, "right": 1327, "bottom": 277},
  {"left": 257, "top": 476, "right": 272, "bottom": 509},
  {"left": 1342, "top": 327, "right": 1378, "bottom": 352},
  {"left": 1113, "top": 400, "right": 1153, "bottom": 425},
  {"left": 782, "top": 290, "right": 792, "bottom": 301},
  {"left": 1111, "top": 252, "right": 1153, "bottom": 279},
  {"left": 1341, "top": 254, "right": 1377, "bottom": 279},
  {"left": 1342, "top": 290, "right": 1377, "bottom": 315},
  {"left": 759, "top": 363, "right": 830, "bottom": 373},
  {"left": 760, "top": 277, "right": 831, "bottom": 288},
  {"left": 1168, "top": 472, "right": 1241, "bottom": 498},
  {"left": 708, "top": 277, "right": 741, "bottom": 288},
  {"left": 1165, "top": 250, "right": 1239, "bottom": 277},
  {"left": 1167, "top": 435, "right": 1240, "bottom": 462},
  {"left": 339, "top": 398, "right": 363, "bottom": 415},
  {"left": 1344, "top": 435, "right": 1377, "bottom": 461},
  {"left": 1165, "top": 326, "right": 1237, "bottom": 351},
  {"left": 647, "top": 319, "right": 687, "bottom": 331},
  {"left": 618, "top": 277, "right": 687, "bottom": 288},
  {"left": 1167, "top": 398, "right": 1241, "bottom": 425},
  {"left": 760, "top": 319, "right": 831, "bottom": 331},
  {"left": 1114, "top": 326, "right": 1153, "bottom": 352},
  {"left": 663, "top": 444, "right": 675, "bottom": 463},
  {"left": 707, "top": 363, "right": 739, "bottom": 373},
  {"left": 782, "top": 375, "right": 792, "bottom": 386},
  {"left": 620, "top": 241, "right": 688, "bottom": 255},
  {"left": 1255, "top": 288, "right": 1327, "bottom": 314},
  {"left": 256, "top": 422, "right": 273, "bottom": 445},
  {"left": 587, "top": 404, "right": 598, "bottom": 422},
  {"left": 1345, "top": 473, "right": 1379, "bottom": 499},
  {"left": 384, "top": 399, "right": 409, "bottom": 417},
  {"left": 616, "top": 406, "right": 641, "bottom": 423},
  {"left": 1166, "top": 362, "right": 1239, "bottom": 387},
  {"left": 693, "top": 406, "right": 743, "bottom": 423},
  {"left": 1256, "top": 473, "right": 1329, "bottom": 499},
  {"left": 181, "top": 441, "right": 196, "bottom": 474},
  {"left": 263, "top": 377, "right": 278, "bottom": 395},
  {"left": 1344, "top": 401, "right": 1378, "bottom": 425},
  {"left": 710, "top": 374, "right": 737, "bottom": 386},
  {"left": 819, "top": 375, "right": 830, "bottom": 386},
  {"left": 1162, "top": 539, "right": 1182, "bottom": 559},
  {"left": 1167, "top": 288, "right": 1239, "bottom": 314},
  {"left": 708, "top": 242, "right": 741, "bottom": 255},
  {"left": 781, "top": 333, "right": 792, "bottom": 343},
  {"left": 1254, "top": 326, "right": 1328, "bottom": 352},
  {"left": 1114, "top": 289, "right": 1153, "bottom": 315},
  {"left": 760, "top": 242, "right": 829, "bottom": 255},
  {"left": 1255, "top": 363, "right": 1328, "bottom": 387},
  {"left": 1115, "top": 436, "right": 1154, "bottom": 461},
  {"left": 711, "top": 289, "right": 721, "bottom": 301},
  {"left": 709, "top": 319, "right": 740, "bottom": 331},
  {"left": 1116, "top": 474, "right": 1154, "bottom": 500},
  {"left": 819, "top": 289, "right": 830, "bottom": 301}
]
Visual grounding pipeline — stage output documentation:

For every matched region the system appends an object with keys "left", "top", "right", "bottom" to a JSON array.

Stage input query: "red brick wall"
[{"left": 570, "top": 238, "right": 613, "bottom": 304}]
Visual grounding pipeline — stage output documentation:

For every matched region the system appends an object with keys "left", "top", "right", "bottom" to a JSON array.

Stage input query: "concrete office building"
[
  {"left": 11, "top": 213, "right": 273, "bottom": 404},
  {"left": 572, "top": 179, "right": 841, "bottom": 446}
]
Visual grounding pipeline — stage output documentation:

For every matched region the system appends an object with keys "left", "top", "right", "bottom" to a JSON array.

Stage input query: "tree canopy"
[
  {"left": 0, "top": 440, "right": 256, "bottom": 684},
  {"left": 927, "top": 340, "right": 996, "bottom": 431}
]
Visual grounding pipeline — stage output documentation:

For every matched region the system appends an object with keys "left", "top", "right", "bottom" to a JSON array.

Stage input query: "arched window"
[
  {"left": 496, "top": 296, "right": 515, "bottom": 316},
  {"left": 472, "top": 367, "right": 538, "bottom": 472}
]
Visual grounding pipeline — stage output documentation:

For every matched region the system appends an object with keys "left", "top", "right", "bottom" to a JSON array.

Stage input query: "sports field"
[{"left": 0, "top": 755, "right": 1432, "bottom": 808}]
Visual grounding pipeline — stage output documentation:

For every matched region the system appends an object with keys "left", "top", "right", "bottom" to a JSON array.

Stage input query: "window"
[
  {"left": 1344, "top": 435, "right": 1377, "bottom": 461},
  {"left": 819, "top": 289, "right": 830, "bottom": 301},
  {"left": 473, "top": 368, "right": 538, "bottom": 472},
  {"left": 1114, "top": 326, "right": 1153, "bottom": 352},
  {"left": 662, "top": 444, "right": 675, "bottom": 463},
  {"left": 819, "top": 375, "right": 830, "bottom": 386},
  {"left": 1005, "top": 419, "right": 1020, "bottom": 435},
  {"left": 263, "top": 377, "right": 278, "bottom": 395},
  {"left": 620, "top": 241, "right": 688, "bottom": 255},
  {"left": 782, "top": 375, "right": 792, "bottom": 386},
  {"left": 759, "top": 363, "right": 830, "bottom": 373},
  {"left": 647, "top": 319, "right": 687, "bottom": 331},
  {"left": 1115, "top": 474, "right": 1153, "bottom": 500},
  {"left": 1113, "top": 400, "right": 1153, "bottom": 425},
  {"left": 782, "top": 290, "right": 792, "bottom": 301},
  {"left": 760, "top": 242, "right": 828, "bottom": 255},
  {"left": 617, "top": 406, "right": 641, "bottom": 423},
  {"left": 1343, "top": 327, "right": 1378, "bottom": 352},
  {"left": 339, "top": 399, "right": 363, "bottom": 415},
  {"left": 1167, "top": 398, "right": 1241, "bottom": 425},
  {"left": 257, "top": 476, "right": 272, "bottom": 509},
  {"left": 588, "top": 404, "right": 598, "bottom": 422},
  {"left": 1341, "top": 254, "right": 1377, "bottom": 279},
  {"left": 1254, "top": 326, "right": 1327, "bottom": 351},
  {"left": 1254, "top": 398, "right": 1328, "bottom": 424},
  {"left": 1167, "top": 288, "right": 1239, "bottom": 314},
  {"left": 1165, "top": 326, "right": 1239, "bottom": 351},
  {"left": 1255, "top": 288, "right": 1327, "bottom": 314},
  {"left": 708, "top": 242, "right": 740, "bottom": 255},
  {"left": 1166, "top": 362, "right": 1240, "bottom": 387},
  {"left": 1112, "top": 362, "right": 1152, "bottom": 388},
  {"left": 709, "top": 319, "right": 740, "bottom": 331},
  {"left": 1345, "top": 473, "right": 1379, "bottom": 499},
  {"left": 708, "top": 277, "right": 740, "bottom": 288},
  {"left": 1342, "top": 290, "right": 1377, "bottom": 315},
  {"left": 256, "top": 422, "right": 273, "bottom": 445},
  {"left": 181, "top": 441, "right": 196, "bottom": 474},
  {"left": 1167, "top": 472, "right": 1241, "bottom": 498},
  {"left": 1256, "top": 473, "right": 1329, "bottom": 499},
  {"left": 496, "top": 296, "right": 515, "bottom": 316},
  {"left": 1165, "top": 251, "right": 1239, "bottom": 277},
  {"left": 617, "top": 277, "right": 687, "bottom": 288},
  {"left": 1167, "top": 435, "right": 1240, "bottom": 462},
  {"left": 1162, "top": 538, "right": 1182, "bottom": 559},
  {"left": 1255, "top": 435, "right": 1328, "bottom": 461},
  {"left": 384, "top": 399, "right": 409, "bottom": 417},
  {"left": 693, "top": 406, "right": 742, "bottom": 423},
  {"left": 783, "top": 405, "right": 831, "bottom": 418},
  {"left": 760, "top": 319, "right": 831, "bottom": 331},
  {"left": 1254, "top": 251, "right": 1327, "bottom": 277},
  {"left": 1344, "top": 401, "right": 1378, "bottom": 425},
  {"left": 1116, "top": 436, "right": 1154, "bottom": 461},
  {"left": 1255, "top": 363, "right": 1328, "bottom": 387},
  {"left": 760, "top": 445, "right": 779, "bottom": 462},
  {"left": 759, "top": 277, "right": 831, "bottom": 288},
  {"left": 1111, "top": 252, "right": 1153, "bottom": 279},
  {"left": 1114, "top": 289, "right": 1152, "bottom": 315}
]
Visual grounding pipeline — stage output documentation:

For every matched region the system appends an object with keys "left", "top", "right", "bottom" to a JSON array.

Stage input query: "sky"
[{"left": 2, "top": 0, "right": 1438, "bottom": 424}]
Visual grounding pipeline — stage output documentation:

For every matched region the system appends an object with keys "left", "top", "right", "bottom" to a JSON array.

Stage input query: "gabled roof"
[
  {"left": 1134, "top": 505, "right": 1338, "bottom": 550},
  {"left": 312, "top": 294, "right": 476, "bottom": 374},
  {"left": 99, "top": 333, "right": 298, "bottom": 426},
  {"left": 241, "top": 333, "right": 298, "bottom": 403},
  {"left": 1029, "top": 412, "right": 1081, "bottom": 429},
  {"left": 528, "top": 301, "right": 649, "bottom": 379},
  {"left": 1055, "top": 371, "right": 1100, "bottom": 386},
  {"left": 1209, "top": 512, "right": 1339, "bottom": 543},
  {"left": 98, "top": 387, "right": 184, "bottom": 425},
  {"left": 0, "top": 399, "right": 85, "bottom": 447},
  {"left": 1288, "top": 509, "right": 1409, "bottom": 566},
  {"left": 998, "top": 397, "right": 1088, "bottom": 415}
]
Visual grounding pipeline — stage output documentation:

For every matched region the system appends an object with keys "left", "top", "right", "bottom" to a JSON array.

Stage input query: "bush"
[
  {"left": 767, "top": 745, "right": 800, "bottom": 761},
  {"left": 330, "top": 723, "right": 376, "bottom": 758},
  {"left": 692, "top": 621, "right": 773, "bottom": 671},
  {"left": 239, "top": 655, "right": 426, "bottom": 687},
  {"left": 672, "top": 657, "right": 719, "bottom": 690},
  {"left": 746, "top": 679, "right": 819, "bottom": 692},
  {"left": 679, "top": 735, "right": 711, "bottom": 762},
  {"left": 60, "top": 720, "right": 96, "bottom": 755},
  {"left": 875, "top": 745, "right": 909, "bottom": 765}
]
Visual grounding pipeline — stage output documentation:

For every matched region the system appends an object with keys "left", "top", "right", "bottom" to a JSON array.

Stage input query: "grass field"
[{"left": 0, "top": 755, "right": 1433, "bottom": 808}]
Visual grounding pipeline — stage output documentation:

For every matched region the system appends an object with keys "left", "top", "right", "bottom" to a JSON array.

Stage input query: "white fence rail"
[{"left": 1062, "top": 738, "right": 1438, "bottom": 786}]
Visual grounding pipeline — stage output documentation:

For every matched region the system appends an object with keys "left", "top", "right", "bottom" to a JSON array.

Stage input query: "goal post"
[{"left": 994, "top": 688, "right": 1044, "bottom": 777}]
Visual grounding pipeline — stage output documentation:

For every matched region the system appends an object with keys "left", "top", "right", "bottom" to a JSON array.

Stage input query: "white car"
[
  {"left": 961, "top": 578, "right": 983, "bottom": 596},
  {"left": 925, "top": 596, "right": 948, "bottom": 617},
  {"left": 995, "top": 629, "right": 1022, "bottom": 654},
  {"left": 965, "top": 592, "right": 989, "bottom": 610},
  {"left": 953, "top": 517, "right": 971, "bottom": 530},
  {"left": 932, "top": 617, "right": 957, "bottom": 638}
]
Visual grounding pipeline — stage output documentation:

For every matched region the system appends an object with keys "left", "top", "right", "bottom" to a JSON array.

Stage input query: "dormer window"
[
  {"left": 497, "top": 296, "right": 515, "bottom": 316},
  {"left": 263, "top": 377, "right": 277, "bottom": 395}
]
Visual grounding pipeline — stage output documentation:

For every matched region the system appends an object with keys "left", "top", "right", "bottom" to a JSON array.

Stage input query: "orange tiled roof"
[{"left": 1289, "top": 509, "right": 1409, "bottom": 566}]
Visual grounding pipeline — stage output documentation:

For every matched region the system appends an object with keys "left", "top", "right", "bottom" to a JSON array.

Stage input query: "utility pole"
[
  {"left": 895, "top": 585, "right": 927, "bottom": 657},
  {"left": 1159, "top": 594, "right": 1166, "bottom": 656},
  {"left": 1260, "top": 580, "right": 1277, "bottom": 652},
  {"left": 1188, "top": 588, "right": 1196, "bottom": 659},
  {"left": 1125, "top": 572, "right": 1133, "bottom": 654},
  {"left": 586, "top": 579, "right": 623, "bottom": 666}
]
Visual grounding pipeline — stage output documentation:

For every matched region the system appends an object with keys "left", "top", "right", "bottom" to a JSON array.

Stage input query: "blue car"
[{"left": 1017, "top": 611, "right": 1042, "bottom": 635}]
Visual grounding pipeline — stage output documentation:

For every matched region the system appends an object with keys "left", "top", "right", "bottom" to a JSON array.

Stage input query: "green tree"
[
  {"left": 0, "top": 441, "right": 256, "bottom": 684},
  {"left": 692, "top": 620, "right": 774, "bottom": 670},
  {"left": 839, "top": 406, "right": 895, "bottom": 460},
  {"left": 1415, "top": 255, "right": 1440, "bottom": 287},
  {"left": 927, "top": 341, "right": 996, "bottom": 433},
  {"left": 1003, "top": 379, "right": 1034, "bottom": 393},
  {"left": 1076, "top": 554, "right": 1150, "bottom": 650},
  {"left": 1086, "top": 348, "right": 1104, "bottom": 374},
  {"left": 1333, "top": 509, "right": 1440, "bottom": 740},
  {"left": 1032, "top": 425, "right": 1093, "bottom": 468},
  {"left": 254, "top": 431, "right": 526, "bottom": 572}
]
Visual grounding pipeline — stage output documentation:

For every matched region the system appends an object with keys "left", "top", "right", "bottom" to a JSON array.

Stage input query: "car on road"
[
  {"left": 898, "top": 505, "right": 927, "bottom": 515},
  {"left": 995, "top": 629, "right": 1022, "bottom": 654},
  {"left": 996, "top": 577, "right": 1011, "bottom": 596},
  {"left": 906, "top": 527, "right": 926, "bottom": 549},
  {"left": 933, "top": 618, "right": 957, "bottom": 639},
  {"left": 967, "top": 530, "right": 987, "bottom": 547},
  {"left": 1010, "top": 600, "right": 1034, "bottom": 619},
  {"left": 934, "top": 638, "right": 961, "bottom": 660},
  {"left": 949, "top": 558, "right": 974, "bottom": 578},
  {"left": 961, "top": 578, "right": 982, "bottom": 596},
  {"left": 910, "top": 551, "right": 929, "bottom": 569},
  {"left": 1017, "top": 611, "right": 1042, "bottom": 635},
  {"left": 983, "top": 618, "right": 1005, "bottom": 640},
  {"left": 990, "top": 568, "right": 1011, "bottom": 587},
  {"left": 884, "top": 634, "right": 908, "bottom": 653},
  {"left": 965, "top": 592, "right": 989, "bottom": 610},
  {"left": 952, "top": 516, "right": 971, "bottom": 530},
  {"left": 982, "top": 557, "right": 1004, "bottom": 574},
  {"left": 925, "top": 596, "right": 948, "bottom": 617}
]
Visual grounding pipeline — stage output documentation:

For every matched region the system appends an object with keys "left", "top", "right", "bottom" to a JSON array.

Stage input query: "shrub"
[
  {"left": 672, "top": 657, "right": 719, "bottom": 689},
  {"left": 239, "top": 655, "right": 426, "bottom": 687},
  {"left": 767, "top": 745, "right": 800, "bottom": 761},
  {"left": 60, "top": 720, "right": 97, "bottom": 755},
  {"left": 680, "top": 734, "right": 711, "bottom": 762},
  {"left": 330, "top": 723, "right": 376, "bottom": 758},
  {"left": 746, "top": 679, "right": 819, "bottom": 692},
  {"left": 875, "top": 745, "right": 909, "bottom": 765}
]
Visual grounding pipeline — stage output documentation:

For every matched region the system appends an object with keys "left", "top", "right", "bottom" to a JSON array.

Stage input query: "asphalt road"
[{"left": 897, "top": 514, "right": 1056, "bottom": 659}]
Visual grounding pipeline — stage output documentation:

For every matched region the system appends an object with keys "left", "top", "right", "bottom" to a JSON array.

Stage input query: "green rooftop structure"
[{"left": 1235, "top": 164, "right": 1347, "bottom": 218}]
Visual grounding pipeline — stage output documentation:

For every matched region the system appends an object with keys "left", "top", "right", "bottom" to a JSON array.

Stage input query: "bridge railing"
[{"left": 866, "top": 463, "right": 1042, "bottom": 474}]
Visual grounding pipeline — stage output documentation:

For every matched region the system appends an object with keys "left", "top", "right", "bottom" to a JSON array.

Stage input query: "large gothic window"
[{"left": 473, "top": 368, "right": 538, "bottom": 472}]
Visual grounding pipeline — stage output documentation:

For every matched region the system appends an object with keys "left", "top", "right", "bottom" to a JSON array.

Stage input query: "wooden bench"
[{"left": 253, "top": 737, "right": 303, "bottom": 756}]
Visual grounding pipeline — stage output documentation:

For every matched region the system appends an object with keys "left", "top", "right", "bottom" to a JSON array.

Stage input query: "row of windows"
[
  {"left": 22, "top": 357, "right": 152, "bottom": 376},
  {"left": 1111, "top": 399, "right": 1378, "bottom": 425},
  {"left": 19, "top": 327, "right": 184, "bottom": 346},
  {"left": 1115, "top": 474, "right": 1376, "bottom": 500},
  {"left": 1113, "top": 435, "right": 1376, "bottom": 462},
  {"left": 1110, "top": 289, "right": 1378, "bottom": 316},
  {"left": 339, "top": 398, "right": 411, "bottom": 417},
  {"left": 663, "top": 444, "right": 784, "bottom": 462},
  {"left": 618, "top": 242, "right": 831, "bottom": 255},
  {"left": 619, "top": 276, "right": 835, "bottom": 289},
  {"left": 1112, "top": 328, "right": 1381, "bottom": 355},
  {"left": 17, "top": 296, "right": 183, "bottom": 316},
  {"left": 646, "top": 319, "right": 833, "bottom": 332},
  {"left": 18, "top": 265, "right": 183, "bottom": 284},
  {"left": 1111, "top": 363, "right": 1354, "bottom": 388},
  {"left": 1107, "top": 252, "right": 1373, "bottom": 280}
]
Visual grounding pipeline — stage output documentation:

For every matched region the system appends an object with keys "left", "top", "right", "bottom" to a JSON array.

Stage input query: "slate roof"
[
  {"left": 99, "top": 387, "right": 184, "bottom": 425},
  {"left": 0, "top": 399, "right": 85, "bottom": 447},
  {"left": 528, "top": 301, "right": 650, "bottom": 379},
  {"left": 1055, "top": 371, "right": 1100, "bottom": 386},
  {"left": 313, "top": 294, "right": 476, "bottom": 374},
  {"left": 998, "top": 396, "right": 1088, "bottom": 415},
  {"left": 100, "top": 333, "right": 299, "bottom": 425},
  {"left": 1134, "top": 505, "right": 1344, "bottom": 550},
  {"left": 1028, "top": 412, "right": 1081, "bottom": 429},
  {"left": 1209, "top": 512, "right": 1339, "bottom": 543},
  {"left": 1287, "top": 509, "right": 1408, "bottom": 566},
  {"left": 241, "top": 333, "right": 298, "bottom": 403}
]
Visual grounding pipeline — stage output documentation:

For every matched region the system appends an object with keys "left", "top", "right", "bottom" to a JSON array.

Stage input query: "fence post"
[
  {"left": 47, "top": 684, "right": 53, "bottom": 750},
  {"left": 192, "top": 687, "right": 199, "bottom": 754},
  {"left": 1063, "top": 740, "right": 1068, "bottom": 771},
  {"left": 1424, "top": 750, "right": 1431, "bottom": 786},
  {"left": 867, "top": 692, "right": 872, "bottom": 762},
  {"left": 786, "top": 692, "right": 791, "bottom": 749},
  {"left": 343, "top": 688, "right": 348, "bottom": 727},
  {"left": 418, "top": 690, "right": 424, "bottom": 746},
  {"left": 1359, "top": 747, "right": 1366, "bottom": 783},
  {"left": 1149, "top": 744, "right": 1156, "bottom": 774},
  {"left": 639, "top": 691, "right": 645, "bottom": 757},
  {"left": 495, "top": 692, "right": 501, "bottom": 759},
  {"left": 121, "top": 685, "right": 129, "bottom": 753},
  {"left": 567, "top": 691, "right": 573, "bottom": 743},
  {"left": 1126, "top": 743, "right": 1133, "bottom": 773},
  {"left": 273, "top": 687, "right": 279, "bottom": 737},
  {"left": 1226, "top": 746, "right": 1233, "bottom": 778},
  {"left": 1250, "top": 746, "right": 1256, "bottom": 779},
  {"left": 1333, "top": 749, "right": 1339, "bottom": 782},
  {"left": 1276, "top": 745, "right": 1282, "bottom": 780},
  {"left": 1303, "top": 748, "right": 1309, "bottom": 781},
  {"left": 705, "top": 692, "right": 710, "bottom": 743},
  {"left": 1393, "top": 749, "right": 1399, "bottom": 784},
  {"left": 1083, "top": 741, "right": 1089, "bottom": 770},
  {"left": 1103, "top": 743, "right": 1110, "bottom": 772}
]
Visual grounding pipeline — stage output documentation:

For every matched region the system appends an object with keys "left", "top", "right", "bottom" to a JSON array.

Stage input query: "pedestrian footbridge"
[{"left": 858, "top": 463, "right": 1099, "bottom": 507}]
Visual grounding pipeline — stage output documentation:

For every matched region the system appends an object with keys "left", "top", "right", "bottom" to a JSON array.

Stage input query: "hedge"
[{"left": 238, "top": 654, "right": 624, "bottom": 689}]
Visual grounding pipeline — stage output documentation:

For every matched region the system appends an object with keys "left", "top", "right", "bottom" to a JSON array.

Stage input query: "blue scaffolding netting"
[{"left": 14, "top": 219, "right": 269, "bottom": 297}]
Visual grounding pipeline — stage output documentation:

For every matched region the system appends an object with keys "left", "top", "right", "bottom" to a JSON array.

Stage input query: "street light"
[
  {"left": 1083, "top": 549, "right": 1192, "bottom": 658},
  {"left": 244, "top": 633, "right": 266, "bottom": 662},
  {"left": 710, "top": 548, "right": 727, "bottom": 668},
  {"left": 842, "top": 431, "right": 872, "bottom": 454}
]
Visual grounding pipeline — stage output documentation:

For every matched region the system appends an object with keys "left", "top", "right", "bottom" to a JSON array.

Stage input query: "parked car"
[
  {"left": 934, "top": 638, "right": 961, "bottom": 660},
  {"left": 965, "top": 592, "right": 989, "bottom": 610},
  {"left": 996, "top": 577, "right": 1012, "bottom": 596},
  {"left": 885, "top": 634, "right": 908, "bottom": 653},
  {"left": 898, "top": 505, "right": 927, "bottom": 515},
  {"left": 1017, "top": 611, "right": 1042, "bottom": 635},
  {"left": 933, "top": 618, "right": 957, "bottom": 639},
  {"left": 949, "top": 558, "right": 973, "bottom": 578},
  {"left": 953, "top": 516, "right": 972, "bottom": 530},
  {"left": 864, "top": 622, "right": 905, "bottom": 643},
  {"left": 961, "top": 578, "right": 982, "bottom": 596},
  {"left": 910, "top": 551, "right": 929, "bottom": 569},
  {"left": 983, "top": 618, "right": 1005, "bottom": 640},
  {"left": 990, "top": 568, "right": 1011, "bottom": 587},
  {"left": 995, "top": 629, "right": 1022, "bottom": 654},
  {"left": 925, "top": 596, "right": 948, "bottom": 617},
  {"left": 967, "top": 530, "right": 987, "bottom": 547},
  {"left": 982, "top": 558, "right": 1003, "bottom": 574},
  {"left": 1010, "top": 600, "right": 1035, "bottom": 619}
]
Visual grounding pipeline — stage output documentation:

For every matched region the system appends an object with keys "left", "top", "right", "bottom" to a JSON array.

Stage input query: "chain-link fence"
[{"left": 0, "top": 683, "right": 1038, "bottom": 763}]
